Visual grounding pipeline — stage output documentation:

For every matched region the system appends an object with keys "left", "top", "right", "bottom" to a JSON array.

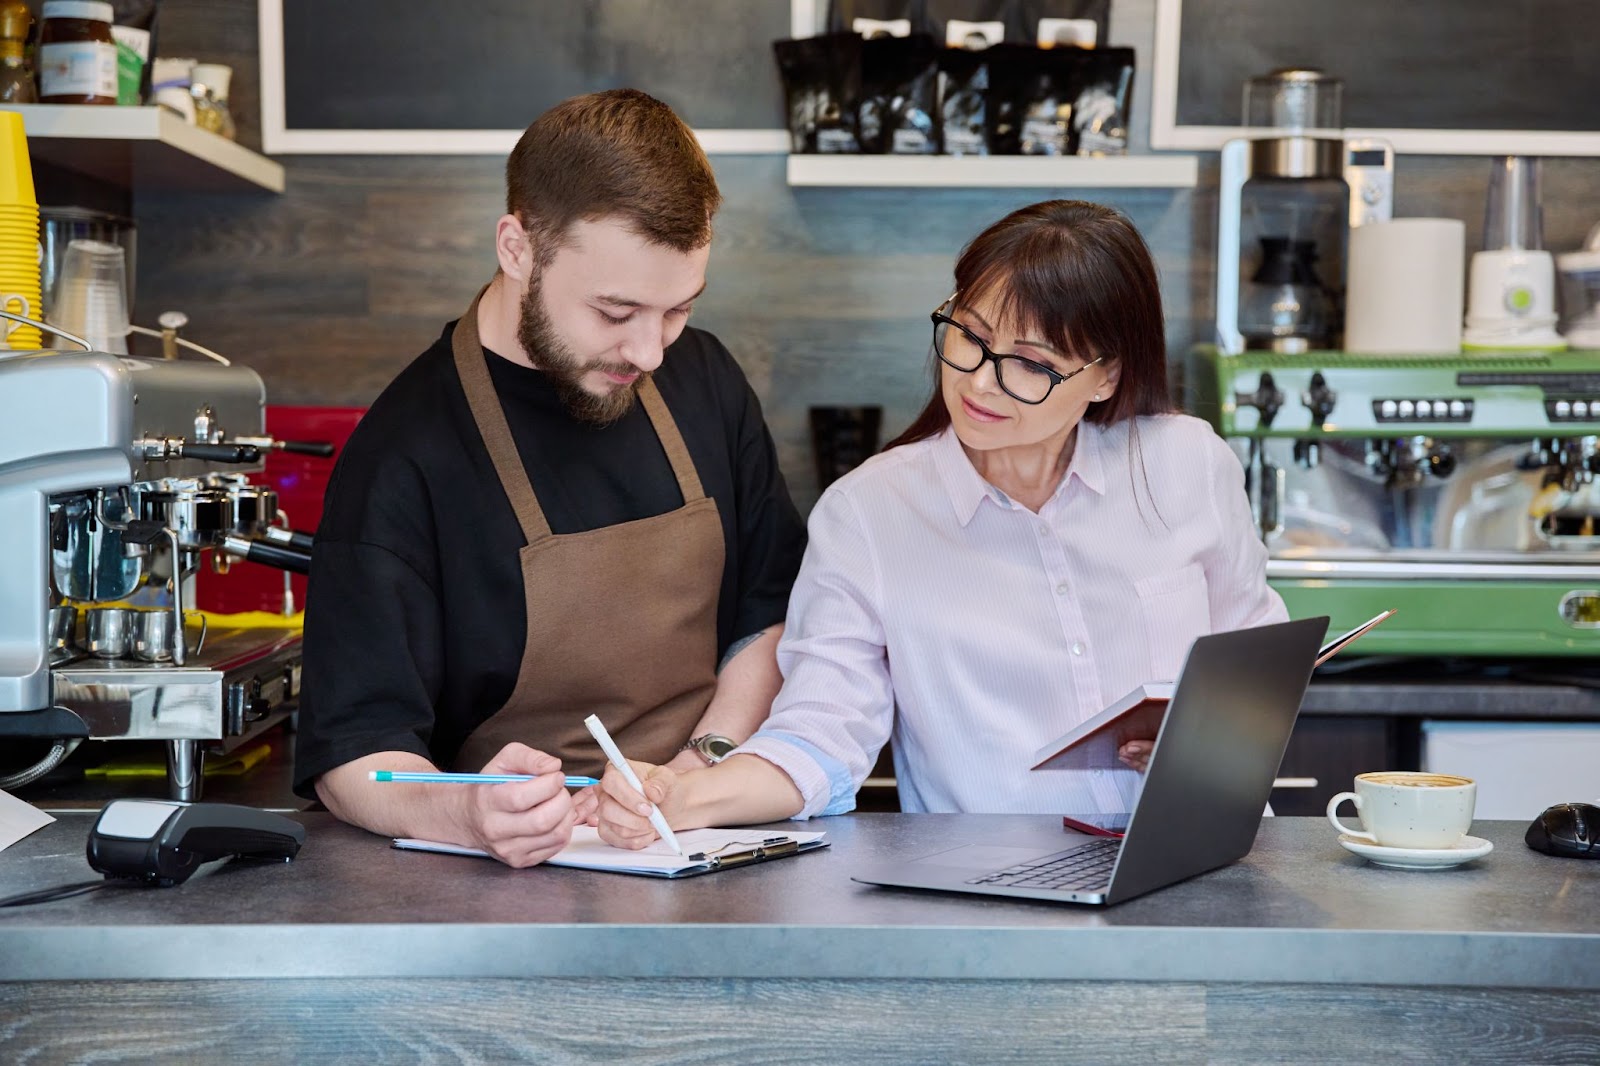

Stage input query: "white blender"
[
  {"left": 1463, "top": 156, "right": 1566, "bottom": 351},
  {"left": 1557, "top": 223, "right": 1600, "bottom": 350}
]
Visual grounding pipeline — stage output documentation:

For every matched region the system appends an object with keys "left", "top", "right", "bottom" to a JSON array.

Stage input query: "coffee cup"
[
  {"left": 1326, "top": 771, "right": 1476, "bottom": 849},
  {"left": 85, "top": 606, "right": 133, "bottom": 658},
  {"left": 48, "top": 604, "right": 78, "bottom": 652},
  {"left": 130, "top": 607, "right": 208, "bottom": 663}
]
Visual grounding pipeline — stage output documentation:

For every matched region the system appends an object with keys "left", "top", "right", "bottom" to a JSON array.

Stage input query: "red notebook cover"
[{"left": 1029, "top": 610, "right": 1395, "bottom": 773}]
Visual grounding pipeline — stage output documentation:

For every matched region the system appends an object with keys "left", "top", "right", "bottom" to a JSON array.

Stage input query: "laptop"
[{"left": 851, "top": 616, "right": 1328, "bottom": 906}]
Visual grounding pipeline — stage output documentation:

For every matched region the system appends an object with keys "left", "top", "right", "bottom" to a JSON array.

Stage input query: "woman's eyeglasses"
[{"left": 930, "top": 296, "right": 1102, "bottom": 405}]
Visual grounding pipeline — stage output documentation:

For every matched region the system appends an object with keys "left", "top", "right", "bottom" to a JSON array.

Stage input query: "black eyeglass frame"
[{"left": 929, "top": 295, "right": 1104, "bottom": 406}]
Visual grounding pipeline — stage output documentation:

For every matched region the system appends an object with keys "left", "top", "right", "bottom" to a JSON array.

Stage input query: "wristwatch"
[{"left": 684, "top": 733, "right": 738, "bottom": 766}]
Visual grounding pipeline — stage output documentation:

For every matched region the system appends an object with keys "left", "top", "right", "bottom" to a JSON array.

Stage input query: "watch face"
[{"left": 699, "top": 735, "right": 738, "bottom": 762}]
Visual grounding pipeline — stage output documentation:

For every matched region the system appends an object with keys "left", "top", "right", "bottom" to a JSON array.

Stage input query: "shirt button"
[
  {"left": 1038, "top": 524, "right": 1049, "bottom": 536},
  {"left": 1071, "top": 642, "right": 1085, "bottom": 655},
  {"left": 1055, "top": 583, "right": 1069, "bottom": 595}
]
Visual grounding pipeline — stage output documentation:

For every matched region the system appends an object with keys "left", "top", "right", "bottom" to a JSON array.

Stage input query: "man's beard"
[{"left": 517, "top": 275, "right": 645, "bottom": 427}]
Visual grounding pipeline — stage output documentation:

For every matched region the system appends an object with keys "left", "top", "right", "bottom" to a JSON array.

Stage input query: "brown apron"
[{"left": 447, "top": 289, "right": 723, "bottom": 779}]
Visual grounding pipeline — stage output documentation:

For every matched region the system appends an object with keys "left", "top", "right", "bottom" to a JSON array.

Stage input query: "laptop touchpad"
[{"left": 911, "top": 844, "right": 1046, "bottom": 870}]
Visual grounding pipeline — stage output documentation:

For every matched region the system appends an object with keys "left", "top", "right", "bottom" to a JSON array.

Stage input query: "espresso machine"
[
  {"left": 0, "top": 326, "right": 323, "bottom": 800},
  {"left": 1190, "top": 347, "right": 1600, "bottom": 656}
]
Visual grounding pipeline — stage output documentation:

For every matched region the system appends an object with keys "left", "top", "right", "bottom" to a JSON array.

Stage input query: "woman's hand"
[
  {"left": 594, "top": 759, "right": 683, "bottom": 850},
  {"left": 1117, "top": 740, "right": 1152, "bottom": 773}
]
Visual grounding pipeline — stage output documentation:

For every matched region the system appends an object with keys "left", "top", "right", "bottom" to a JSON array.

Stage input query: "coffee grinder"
[{"left": 1215, "top": 69, "right": 1394, "bottom": 355}]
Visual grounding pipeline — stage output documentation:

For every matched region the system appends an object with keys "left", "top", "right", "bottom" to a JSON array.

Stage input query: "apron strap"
[
  {"left": 451, "top": 286, "right": 553, "bottom": 543},
  {"left": 637, "top": 377, "right": 707, "bottom": 503}
]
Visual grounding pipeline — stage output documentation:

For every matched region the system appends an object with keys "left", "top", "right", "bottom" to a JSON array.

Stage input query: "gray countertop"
[
  {"left": 2, "top": 814, "right": 1595, "bottom": 989},
  {"left": 1300, "top": 678, "right": 1600, "bottom": 717}
]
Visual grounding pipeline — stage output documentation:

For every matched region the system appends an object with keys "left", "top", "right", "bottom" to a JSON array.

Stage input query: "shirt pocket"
[{"left": 1134, "top": 563, "right": 1211, "bottom": 680}]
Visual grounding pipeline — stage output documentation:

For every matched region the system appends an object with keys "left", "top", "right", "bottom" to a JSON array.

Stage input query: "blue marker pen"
[{"left": 368, "top": 771, "right": 601, "bottom": 788}]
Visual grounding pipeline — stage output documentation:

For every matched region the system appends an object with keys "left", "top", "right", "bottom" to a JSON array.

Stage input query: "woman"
[{"left": 597, "top": 200, "right": 1286, "bottom": 845}]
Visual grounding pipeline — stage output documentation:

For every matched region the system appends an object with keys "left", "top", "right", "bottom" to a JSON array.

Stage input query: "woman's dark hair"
[{"left": 886, "top": 200, "right": 1174, "bottom": 449}]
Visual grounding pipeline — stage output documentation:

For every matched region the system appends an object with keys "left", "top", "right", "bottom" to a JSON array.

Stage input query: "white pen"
[{"left": 583, "top": 713, "right": 686, "bottom": 857}]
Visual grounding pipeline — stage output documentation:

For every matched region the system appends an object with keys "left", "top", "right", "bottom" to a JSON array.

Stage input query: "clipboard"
[
  {"left": 393, "top": 826, "right": 830, "bottom": 878},
  {"left": 1030, "top": 610, "right": 1397, "bottom": 772}
]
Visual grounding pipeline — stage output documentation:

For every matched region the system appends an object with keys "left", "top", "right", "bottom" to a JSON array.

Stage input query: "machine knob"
[
  {"left": 1235, "top": 372, "right": 1285, "bottom": 429},
  {"left": 1302, "top": 372, "right": 1337, "bottom": 428},
  {"left": 1427, "top": 444, "right": 1457, "bottom": 479}
]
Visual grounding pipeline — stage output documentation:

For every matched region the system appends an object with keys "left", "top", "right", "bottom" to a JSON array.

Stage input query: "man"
[{"left": 294, "top": 90, "right": 806, "bottom": 868}]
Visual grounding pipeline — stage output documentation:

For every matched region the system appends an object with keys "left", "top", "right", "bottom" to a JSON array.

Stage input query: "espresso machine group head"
[{"left": 0, "top": 343, "right": 324, "bottom": 799}]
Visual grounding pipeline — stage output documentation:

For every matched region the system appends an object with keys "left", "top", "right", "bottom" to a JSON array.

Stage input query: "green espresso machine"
[{"left": 1190, "top": 347, "right": 1600, "bottom": 656}]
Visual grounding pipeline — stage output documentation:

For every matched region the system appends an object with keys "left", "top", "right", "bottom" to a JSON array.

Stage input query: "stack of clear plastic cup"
[
  {"left": 50, "top": 239, "right": 130, "bottom": 354},
  {"left": 0, "top": 110, "right": 42, "bottom": 350}
]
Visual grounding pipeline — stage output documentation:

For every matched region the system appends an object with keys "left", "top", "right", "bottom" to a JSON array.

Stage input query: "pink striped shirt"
[{"left": 736, "top": 414, "right": 1287, "bottom": 817}]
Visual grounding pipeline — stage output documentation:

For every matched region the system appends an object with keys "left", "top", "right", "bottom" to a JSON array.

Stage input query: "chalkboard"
[
  {"left": 1151, "top": 0, "right": 1600, "bottom": 155},
  {"left": 265, "top": 0, "right": 794, "bottom": 153}
]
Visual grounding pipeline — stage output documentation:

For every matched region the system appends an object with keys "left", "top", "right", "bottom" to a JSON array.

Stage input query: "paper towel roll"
[{"left": 1344, "top": 219, "right": 1465, "bottom": 354}]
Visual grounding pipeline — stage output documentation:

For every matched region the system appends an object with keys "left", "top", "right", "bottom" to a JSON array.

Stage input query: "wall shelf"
[
  {"left": 786, "top": 153, "right": 1199, "bottom": 189},
  {"left": 0, "top": 105, "right": 284, "bottom": 193}
]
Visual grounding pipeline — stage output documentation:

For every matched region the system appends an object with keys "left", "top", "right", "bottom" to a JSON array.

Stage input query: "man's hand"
[
  {"left": 462, "top": 743, "right": 577, "bottom": 867},
  {"left": 1117, "top": 741, "right": 1151, "bottom": 773},
  {"left": 570, "top": 785, "right": 601, "bottom": 827},
  {"left": 594, "top": 759, "right": 683, "bottom": 850}
]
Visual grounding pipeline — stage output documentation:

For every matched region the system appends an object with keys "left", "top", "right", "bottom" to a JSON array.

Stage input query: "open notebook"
[
  {"left": 394, "top": 825, "right": 829, "bottom": 878},
  {"left": 1031, "top": 609, "right": 1396, "bottom": 772}
]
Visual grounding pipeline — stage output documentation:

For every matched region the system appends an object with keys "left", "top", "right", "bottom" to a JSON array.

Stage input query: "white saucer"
[{"left": 1337, "top": 834, "right": 1494, "bottom": 870}]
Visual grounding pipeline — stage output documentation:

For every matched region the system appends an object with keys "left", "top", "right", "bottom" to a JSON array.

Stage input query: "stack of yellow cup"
[{"left": 0, "top": 109, "right": 41, "bottom": 351}]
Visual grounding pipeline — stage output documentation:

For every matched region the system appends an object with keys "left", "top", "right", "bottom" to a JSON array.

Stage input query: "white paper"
[
  {"left": 394, "top": 826, "right": 828, "bottom": 876},
  {"left": 0, "top": 788, "right": 54, "bottom": 852}
]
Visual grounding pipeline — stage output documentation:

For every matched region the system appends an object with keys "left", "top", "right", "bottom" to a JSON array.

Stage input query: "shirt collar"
[
  {"left": 932, "top": 426, "right": 999, "bottom": 527},
  {"left": 933, "top": 420, "right": 1109, "bottom": 527},
  {"left": 1065, "top": 419, "right": 1107, "bottom": 498}
]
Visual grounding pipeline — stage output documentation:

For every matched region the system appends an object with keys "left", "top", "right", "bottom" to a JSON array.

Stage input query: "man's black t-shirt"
[{"left": 292, "top": 321, "right": 806, "bottom": 798}]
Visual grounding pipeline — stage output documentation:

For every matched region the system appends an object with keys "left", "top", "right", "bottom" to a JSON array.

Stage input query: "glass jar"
[
  {"left": 1243, "top": 69, "right": 1342, "bottom": 133},
  {"left": 190, "top": 63, "right": 236, "bottom": 141},
  {"left": 38, "top": 0, "right": 117, "bottom": 105},
  {"left": 0, "top": 2, "right": 35, "bottom": 103}
]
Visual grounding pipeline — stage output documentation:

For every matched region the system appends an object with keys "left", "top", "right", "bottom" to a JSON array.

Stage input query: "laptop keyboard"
[{"left": 964, "top": 838, "right": 1120, "bottom": 893}]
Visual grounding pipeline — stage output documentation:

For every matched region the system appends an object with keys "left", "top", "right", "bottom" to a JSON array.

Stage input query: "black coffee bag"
[
  {"left": 857, "top": 33, "right": 940, "bottom": 154},
  {"left": 937, "top": 47, "right": 990, "bottom": 155},
  {"left": 1071, "top": 46, "right": 1134, "bottom": 156},
  {"left": 985, "top": 43, "right": 1083, "bottom": 155},
  {"left": 774, "top": 33, "right": 865, "bottom": 153}
]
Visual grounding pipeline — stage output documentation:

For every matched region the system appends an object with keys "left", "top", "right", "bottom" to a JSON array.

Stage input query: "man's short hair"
[{"left": 506, "top": 89, "right": 722, "bottom": 265}]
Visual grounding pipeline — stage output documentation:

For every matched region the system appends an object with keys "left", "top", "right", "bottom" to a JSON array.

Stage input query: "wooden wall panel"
[{"left": 115, "top": 1, "right": 1600, "bottom": 512}]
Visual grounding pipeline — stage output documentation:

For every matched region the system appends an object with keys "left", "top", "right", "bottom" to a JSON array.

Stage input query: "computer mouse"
[
  {"left": 1525, "top": 802, "right": 1600, "bottom": 859},
  {"left": 88, "top": 799, "right": 306, "bottom": 886}
]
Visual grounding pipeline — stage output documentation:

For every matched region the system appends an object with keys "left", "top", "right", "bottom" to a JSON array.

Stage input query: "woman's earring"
[{"left": 1092, "top": 393, "right": 1102, "bottom": 401}]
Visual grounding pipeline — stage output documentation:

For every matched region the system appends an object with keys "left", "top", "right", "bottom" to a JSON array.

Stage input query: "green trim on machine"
[
  {"left": 1186, "top": 345, "right": 1600, "bottom": 439},
  {"left": 1273, "top": 580, "right": 1600, "bottom": 658}
]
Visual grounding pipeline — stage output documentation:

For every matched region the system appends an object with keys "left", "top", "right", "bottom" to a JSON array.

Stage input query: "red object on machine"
[{"left": 194, "top": 406, "right": 365, "bottom": 614}]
